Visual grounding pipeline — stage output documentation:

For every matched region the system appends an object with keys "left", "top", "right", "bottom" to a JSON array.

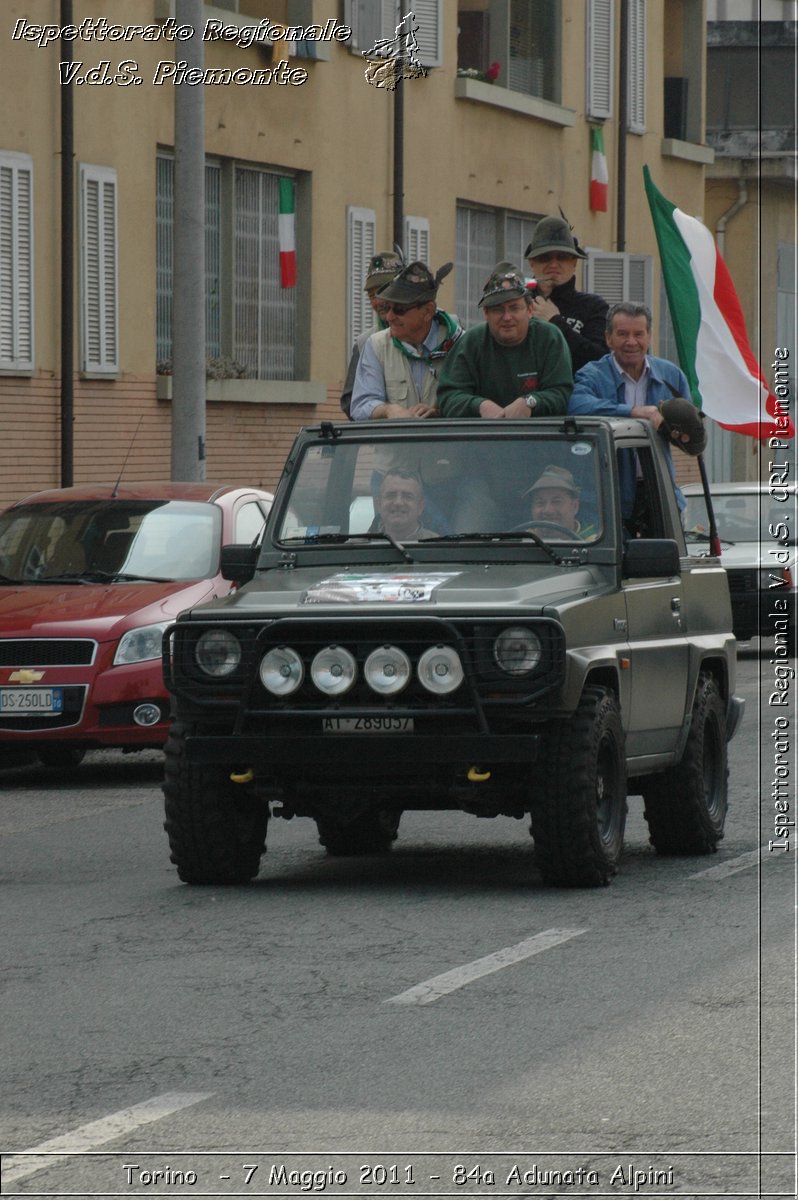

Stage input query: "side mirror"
[
  {"left": 220, "top": 543, "right": 259, "bottom": 584},
  {"left": 623, "top": 538, "right": 681, "bottom": 579}
]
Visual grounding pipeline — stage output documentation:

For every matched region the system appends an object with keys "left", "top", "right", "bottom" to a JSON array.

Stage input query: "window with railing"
[
  {"left": 457, "top": 0, "right": 560, "bottom": 102},
  {"left": 455, "top": 204, "right": 540, "bottom": 329}
]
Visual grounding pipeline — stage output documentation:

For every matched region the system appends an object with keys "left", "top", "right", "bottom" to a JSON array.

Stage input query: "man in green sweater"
[{"left": 436, "top": 262, "right": 573, "bottom": 418}]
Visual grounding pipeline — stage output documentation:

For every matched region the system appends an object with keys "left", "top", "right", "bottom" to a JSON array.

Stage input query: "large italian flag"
[{"left": 643, "top": 166, "right": 792, "bottom": 441}]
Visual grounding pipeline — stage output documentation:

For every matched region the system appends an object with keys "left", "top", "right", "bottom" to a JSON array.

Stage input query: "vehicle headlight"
[
  {"left": 417, "top": 645, "right": 464, "bottom": 695},
  {"left": 260, "top": 646, "right": 304, "bottom": 696},
  {"left": 194, "top": 628, "right": 242, "bottom": 677},
  {"left": 364, "top": 645, "right": 411, "bottom": 696},
  {"left": 493, "top": 626, "right": 542, "bottom": 675},
  {"left": 311, "top": 646, "right": 357, "bottom": 695},
  {"left": 114, "top": 622, "right": 170, "bottom": 666}
]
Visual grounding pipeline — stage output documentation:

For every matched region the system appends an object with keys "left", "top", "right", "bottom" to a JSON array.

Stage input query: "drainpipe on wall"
[
  {"left": 60, "top": 0, "right": 74, "bottom": 487},
  {"left": 715, "top": 178, "right": 748, "bottom": 258}
]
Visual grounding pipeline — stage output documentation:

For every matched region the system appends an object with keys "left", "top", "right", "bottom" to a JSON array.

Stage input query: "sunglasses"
[
  {"left": 383, "top": 301, "right": 424, "bottom": 315},
  {"left": 530, "top": 252, "right": 576, "bottom": 263}
]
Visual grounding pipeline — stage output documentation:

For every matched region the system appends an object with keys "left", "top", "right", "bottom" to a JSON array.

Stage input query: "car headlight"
[
  {"left": 364, "top": 645, "right": 411, "bottom": 695},
  {"left": 417, "top": 645, "right": 463, "bottom": 695},
  {"left": 260, "top": 646, "right": 304, "bottom": 696},
  {"left": 114, "top": 622, "right": 170, "bottom": 666},
  {"left": 311, "top": 646, "right": 357, "bottom": 695},
  {"left": 194, "top": 628, "right": 242, "bottom": 677},
  {"left": 493, "top": 626, "right": 542, "bottom": 675}
]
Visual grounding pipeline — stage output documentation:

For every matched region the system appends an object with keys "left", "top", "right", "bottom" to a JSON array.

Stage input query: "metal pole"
[
  {"left": 60, "top": 0, "right": 74, "bottom": 487},
  {"left": 171, "top": 0, "right": 206, "bottom": 481},
  {"left": 617, "top": 0, "right": 628, "bottom": 253},
  {"left": 392, "top": 0, "right": 407, "bottom": 251}
]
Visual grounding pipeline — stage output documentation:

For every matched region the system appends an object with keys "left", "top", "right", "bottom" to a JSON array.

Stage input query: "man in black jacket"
[{"left": 525, "top": 216, "right": 608, "bottom": 372}]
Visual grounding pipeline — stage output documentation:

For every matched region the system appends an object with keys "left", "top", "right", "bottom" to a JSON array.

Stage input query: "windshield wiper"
[
  {"left": 421, "top": 530, "right": 563, "bottom": 565},
  {"left": 281, "top": 531, "right": 413, "bottom": 563}
]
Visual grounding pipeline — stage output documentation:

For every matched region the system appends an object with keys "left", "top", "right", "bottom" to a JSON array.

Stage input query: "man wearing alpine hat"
[
  {"left": 524, "top": 464, "right": 598, "bottom": 541},
  {"left": 525, "top": 216, "right": 608, "bottom": 371},
  {"left": 435, "top": 262, "right": 572, "bottom": 419},
  {"left": 350, "top": 260, "right": 462, "bottom": 421},
  {"left": 340, "top": 250, "right": 404, "bottom": 418}
]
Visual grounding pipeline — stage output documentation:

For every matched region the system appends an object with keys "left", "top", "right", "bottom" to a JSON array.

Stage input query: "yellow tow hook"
[
  {"left": 467, "top": 766, "right": 491, "bottom": 783},
  {"left": 230, "top": 768, "right": 254, "bottom": 784}
]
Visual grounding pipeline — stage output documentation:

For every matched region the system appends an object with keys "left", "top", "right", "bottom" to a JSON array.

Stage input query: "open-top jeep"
[{"left": 162, "top": 417, "right": 744, "bottom": 887}]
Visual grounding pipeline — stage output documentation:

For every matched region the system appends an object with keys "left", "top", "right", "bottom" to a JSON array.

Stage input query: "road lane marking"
[
  {"left": 689, "top": 847, "right": 770, "bottom": 880},
  {"left": 3, "top": 1091, "right": 213, "bottom": 1184},
  {"left": 384, "top": 927, "right": 587, "bottom": 1006}
]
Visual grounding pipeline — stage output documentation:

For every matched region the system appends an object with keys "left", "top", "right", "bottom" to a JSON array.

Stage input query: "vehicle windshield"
[
  {"left": 0, "top": 500, "right": 221, "bottom": 583},
  {"left": 683, "top": 492, "right": 796, "bottom": 545},
  {"left": 274, "top": 433, "right": 605, "bottom": 547}
]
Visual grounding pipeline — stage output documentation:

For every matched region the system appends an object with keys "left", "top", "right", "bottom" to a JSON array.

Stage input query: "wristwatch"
[{"left": 525, "top": 396, "right": 537, "bottom": 414}]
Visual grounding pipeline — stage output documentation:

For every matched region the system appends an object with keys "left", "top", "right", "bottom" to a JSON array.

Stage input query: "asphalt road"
[{"left": 0, "top": 645, "right": 794, "bottom": 1199}]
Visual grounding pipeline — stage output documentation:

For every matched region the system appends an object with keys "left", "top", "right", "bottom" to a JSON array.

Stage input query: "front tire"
[
  {"left": 316, "top": 809, "right": 401, "bottom": 856},
  {"left": 641, "top": 672, "right": 727, "bottom": 855},
  {"left": 531, "top": 686, "right": 627, "bottom": 887},
  {"left": 162, "top": 721, "right": 268, "bottom": 884}
]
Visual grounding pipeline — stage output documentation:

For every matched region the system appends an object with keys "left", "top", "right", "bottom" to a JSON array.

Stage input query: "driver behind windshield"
[
  {"left": 376, "top": 469, "right": 437, "bottom": 541},
  {"left": 523, "top": 465, "right": 597, "bottom": 541}
]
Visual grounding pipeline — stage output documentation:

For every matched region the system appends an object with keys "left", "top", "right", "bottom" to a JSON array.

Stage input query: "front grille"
[
  {"left": 726, "top": 569, "right": 757, "bottom": 595},
  {"left": 0, "top": 639, "right": 97, "bottom": 667}
]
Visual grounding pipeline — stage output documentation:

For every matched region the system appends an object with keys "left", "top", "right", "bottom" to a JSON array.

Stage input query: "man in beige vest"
[{"left": 350, "top": 260, "right": 462, "bottom": 421}]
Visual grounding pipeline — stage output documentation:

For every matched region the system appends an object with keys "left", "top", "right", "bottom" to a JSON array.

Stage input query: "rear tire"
[
  {"left": 316, "top": 809, "right": 401, "bottom": 856},
  {"left": 531, "top": 687, "right": 627, "bottom": 887},
  {"left": 641, "top": 672, "right": 727, "bottom": 855},
  {"left": 162, "top": 721, "right": 268, "bottom": 884}
]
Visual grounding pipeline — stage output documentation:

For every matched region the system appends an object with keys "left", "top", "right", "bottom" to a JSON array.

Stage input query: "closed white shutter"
[
  {"left": 80, "top": 164, "right": 119, "bottom": 375},
  {"left": 404, "top": 216, "right": 429, "bottom": 265},
  {"left": 0, "top": 151, "right": 34, "bottom": 373},
  {"left": 584, "top": 250, "right": 652, "bottom": 309},
  {"left": 347, "top": 206, "right": 377, "bottom": 352},
  {"left": 586, "top": 0, "right": 613, "bottom": 120},
  {"left": 627, "top": 0, "right": 646, "bottom": 134},
  {"left": 345, "top": 0, "right": 441, "bottom": 68}
]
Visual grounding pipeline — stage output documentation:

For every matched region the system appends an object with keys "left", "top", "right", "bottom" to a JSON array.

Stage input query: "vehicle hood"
[
  {"left": 0, "top": 579, "right": 220, "bottom": 641},
  {"left": 184, "top": 561, "right": 611, "bottom": 618}
]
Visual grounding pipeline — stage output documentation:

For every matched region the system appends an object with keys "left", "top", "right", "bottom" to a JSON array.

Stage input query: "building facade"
[{"left": 0, "top": 0, "right": 714, "bottom": 502}]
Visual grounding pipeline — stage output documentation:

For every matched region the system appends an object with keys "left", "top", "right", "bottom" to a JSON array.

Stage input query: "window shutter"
[
  {"left": 411, "top": 0, "right": 442, "bottom": 68},
  {"left": 347, "top": 206, "right": 376, "bottom": 352},
  {"left": 584, "top": 250, "right": 652, "bottom": 309},
  {"left": 80, "top": 164, "right": 119, "bottom": 375},
  {"left": 346, "top": 0, "right": 441, "bottom": 68},
  {"left": 586, "top": 0, "right": 613, "bottom": 120},
  {"left": 404, "top": 216, "right": 429, "bottom": 265},
  {"left": 0, "top": 152, "right": 34, "bottom": 373},
  {"left": 627, "top": 0, "right": 646, "bottom": 134}
]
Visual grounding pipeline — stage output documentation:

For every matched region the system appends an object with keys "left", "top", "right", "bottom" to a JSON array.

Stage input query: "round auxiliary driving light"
[
  {"left": 195, "top": 629, "right": 241, "bottom": 677},
  {"left": 310, "top": 645, "right": 357, "bottom": 696},
  {"left": 493, "top": 626, "right": 542, "bottom": 676},
  {"left": 133, "top": 703, "right": 162, "bottom": 728},
  {"left": 364, "top": 645, "right": 411, "bottom": 696},
  {"left": 260, "top": 646, "right": 304, "bottom": 696},
  {"left": 417, "top": 645, "right": 464, "bottom": 695}
]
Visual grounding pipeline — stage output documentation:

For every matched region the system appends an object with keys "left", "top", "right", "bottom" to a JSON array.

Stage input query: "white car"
[{"left": 682, "top": 481, "right": 796, "bottom": 642}]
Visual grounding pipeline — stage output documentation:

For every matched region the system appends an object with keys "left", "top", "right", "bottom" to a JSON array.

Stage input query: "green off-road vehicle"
[{"left": 162, "top": 417, "right": 744, "bottom": 887}]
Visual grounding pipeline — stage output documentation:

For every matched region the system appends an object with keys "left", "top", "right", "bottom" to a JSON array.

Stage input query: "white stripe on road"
[
  {"left": 3, "top": 1091, "right": 213, "bottom": 1184},
  {"left": 385, "top": 928, "right": 587, "bottom": 1006},
  {"left": 689, "top": 847, "right": 770, "bottom": 880}
]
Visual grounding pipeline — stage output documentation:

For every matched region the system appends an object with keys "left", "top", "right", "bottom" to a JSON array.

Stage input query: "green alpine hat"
[
  {"left": 524, "top": 216, "right": 587, "bottom": 260},
  {"left": 479, "top": 262, "right": 528, "bottom": 308}
]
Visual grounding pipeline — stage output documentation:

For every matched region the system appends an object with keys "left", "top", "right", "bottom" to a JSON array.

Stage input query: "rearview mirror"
[
  {"left": 623, "top": 538, "right": 681, "bottom": 578},
  {"left": 220, "top": 543, "right": 259, "bottom": 584}
]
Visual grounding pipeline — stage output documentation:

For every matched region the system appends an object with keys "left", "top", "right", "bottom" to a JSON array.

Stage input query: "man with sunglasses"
[
  {"left": 349, "top": 260, "right": 462, "bottom": 422},
  {"left": 524, "top": 216, "right": 608, "bottom": 371}
]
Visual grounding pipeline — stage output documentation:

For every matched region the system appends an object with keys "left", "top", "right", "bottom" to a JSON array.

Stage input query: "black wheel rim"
[{"left": 596, "top": 734, "right": 621, "bottom": 846}]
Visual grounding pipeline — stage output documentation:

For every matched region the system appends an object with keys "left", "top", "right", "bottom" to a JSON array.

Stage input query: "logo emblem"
[
  {"left": 363, "top": 12, "right": 427, "bottom": 90},
  {"left": 9, "top": 669, "right": 45, "bottom": 683}
]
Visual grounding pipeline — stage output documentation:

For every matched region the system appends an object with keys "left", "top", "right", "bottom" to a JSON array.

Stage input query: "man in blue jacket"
[{"left": 569, "top": 302, "right": 691, "bottom": 527}]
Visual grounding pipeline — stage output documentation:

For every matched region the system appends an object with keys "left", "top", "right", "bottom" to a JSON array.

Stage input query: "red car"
[{"left": 0, "top": 482, "right": 272, "bottom": 767}]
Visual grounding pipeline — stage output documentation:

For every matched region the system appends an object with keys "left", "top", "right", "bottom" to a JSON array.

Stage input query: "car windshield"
[
  {"left": 274, "top": 432, "right": 605, "bottom": 547},
  {"left": 683, "top": 492, "right": 795, "bottom": 544},
  {"left": 0, "top": 499, "right": 221, "bottom": 583}
]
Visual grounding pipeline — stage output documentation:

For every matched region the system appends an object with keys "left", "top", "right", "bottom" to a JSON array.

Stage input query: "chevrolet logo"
[{"left": 8, "top": 669, "right": 45, "bottom": 684}]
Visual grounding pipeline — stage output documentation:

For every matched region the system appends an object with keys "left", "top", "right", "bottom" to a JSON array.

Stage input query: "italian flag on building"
[
  {"left": 278, "top": 178, "right": 297, "bottom": 289},
  {"left": 589, "top": 127, "right": 608, "bottom": 212},
  {"left": 643, "top": 166, "right": 792, "bottom": 441}
]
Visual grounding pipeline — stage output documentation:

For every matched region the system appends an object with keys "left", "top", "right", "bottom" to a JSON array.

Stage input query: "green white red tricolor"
[
  {"left": 643, "top": 166, "right": 792, "bottom": 440},
  {"left": 589, "top": 127, "right": 608, "bottom": 212},
  {"left": 278, "top": 178, "right": 297, "bottom": 288}
]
